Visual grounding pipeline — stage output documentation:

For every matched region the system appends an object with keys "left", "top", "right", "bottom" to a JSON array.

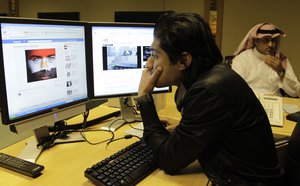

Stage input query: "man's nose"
[
  {"left": 267, "top": 41, "right": 274, "bottom": 47},
  {"left": 40, "top": 57, "right": 48, "bottom": 69}
]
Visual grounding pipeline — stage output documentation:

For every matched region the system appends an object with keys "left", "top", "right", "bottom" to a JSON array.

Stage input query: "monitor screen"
[
  {"left": 88, "top": 22, "right": 170, "bottom": 131},
  {"left": 0, "top": 17, "right": 89, "bottom": 133},
  {"left": 89, "top": 22, "right": 170, "bottom": 98}
]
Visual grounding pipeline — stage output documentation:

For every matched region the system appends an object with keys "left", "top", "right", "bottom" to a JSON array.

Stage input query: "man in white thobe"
[{"left": 232, "top": 23, "right": 300, "bottom": 97}]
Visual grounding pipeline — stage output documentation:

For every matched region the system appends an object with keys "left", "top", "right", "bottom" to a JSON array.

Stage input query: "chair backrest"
[
  {"left": 285, "top": 122, "right": 300, "bottom": 185},
  {"left": 224, "top": 55, "right": 234, "bottom": 67},
  {"left": 276, "top": 121, "right": 300, "bottom": 185}
]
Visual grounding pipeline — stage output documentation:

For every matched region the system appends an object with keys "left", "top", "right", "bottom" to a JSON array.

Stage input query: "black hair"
[{"left": 154, "top": 11, "right": 222, "bottom": 72}]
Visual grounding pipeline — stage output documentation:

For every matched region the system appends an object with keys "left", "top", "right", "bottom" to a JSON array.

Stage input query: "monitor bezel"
[
  {"left": 87, "top": 21, "right": 171, "bottom": 99},
  {"left": 0, "top": 17, "right": 90, "bottom": 125}
]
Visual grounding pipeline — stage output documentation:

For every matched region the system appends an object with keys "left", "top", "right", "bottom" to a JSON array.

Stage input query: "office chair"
[
  {"left": 284, "top": 122, "right": 300, "bottom": 185},
  {"left": 224, "top": 55, "right": 234, "bottom": 67},
  {"left": 274, "top": 120, "right": 300, "bottom": 186}
]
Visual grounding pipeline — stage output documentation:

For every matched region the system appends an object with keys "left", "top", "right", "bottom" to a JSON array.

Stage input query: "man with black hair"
[{"left": 135, "top": 12, "right": 284, "bottom": 185}]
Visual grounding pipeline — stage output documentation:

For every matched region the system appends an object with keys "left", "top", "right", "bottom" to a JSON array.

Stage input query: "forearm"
[
  {"left": 137, "top": 95, "right": 196, "bottom": 174},
  {"left": 136, "top": 94, "right": 169, "bottom": 150},
  {"left": 280, "top": 63, "right": 300, "bottom": 97}
]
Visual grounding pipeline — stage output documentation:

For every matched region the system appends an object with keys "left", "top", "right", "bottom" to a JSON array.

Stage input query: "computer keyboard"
[{"left": 84, "top": 139, "right": 157, "bottom": 186}]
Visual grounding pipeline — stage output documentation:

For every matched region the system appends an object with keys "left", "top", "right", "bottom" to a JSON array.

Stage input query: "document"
[{"left": 259, "top": 95, "right": 283, "bottom": 127}]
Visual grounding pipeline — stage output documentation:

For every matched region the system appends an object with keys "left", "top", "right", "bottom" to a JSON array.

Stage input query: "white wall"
[{"left": 222, "top": 0, "right": 300, "bottom": 78}]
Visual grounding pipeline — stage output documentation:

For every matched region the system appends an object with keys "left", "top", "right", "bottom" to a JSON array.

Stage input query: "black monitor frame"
[
  {"left": 87, "top": 21, "right": 171, "bottom": 100},
  {"left": 0, "top": 17, "right": 90, "bottom": 126},
  {"left": 114, "top": 11, "right": 165, "bottom": 23},
  {"left": 87, "top": 22, "right": 171, "bottom": 131},
  {"left": 0, "top": 16, "right": 92, "bottom": 162}
]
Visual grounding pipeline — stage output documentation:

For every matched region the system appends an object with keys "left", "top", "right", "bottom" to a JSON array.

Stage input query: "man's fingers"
[{"left": 151, "top": 66, "right": 163, "bottom": 81}]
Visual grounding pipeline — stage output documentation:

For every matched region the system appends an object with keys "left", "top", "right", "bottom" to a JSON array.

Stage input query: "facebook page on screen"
[{"left": 1, "top": 23, "right": 88, "bottom": 119}]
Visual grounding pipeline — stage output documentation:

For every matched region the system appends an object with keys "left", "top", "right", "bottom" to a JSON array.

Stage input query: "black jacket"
[{"left": 139, "top": 64, "right": 284, "bottom": 185}]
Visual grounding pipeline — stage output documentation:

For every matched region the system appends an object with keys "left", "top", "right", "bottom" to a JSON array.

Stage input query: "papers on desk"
[
  {"left": 125, "top": 122, "right": 144, "bottom": 138},
  {"left": 283, "top": 103, "right": 300, "bottom": 114},
  {"left": 258, "top": 95, "right": 283, "bottom": 127}
]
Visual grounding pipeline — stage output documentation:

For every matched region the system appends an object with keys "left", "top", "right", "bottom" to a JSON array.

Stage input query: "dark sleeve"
[
  {"left": 140, "top": 89, "right": 234, "bottom": 174},
  {"left": 139, "top": 99, "right": 170, "bottom": 151}
]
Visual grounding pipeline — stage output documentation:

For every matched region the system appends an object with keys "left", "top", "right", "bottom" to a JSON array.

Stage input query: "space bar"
[{"left": 129, "top": 161, "right": 157, "bottom": 182}]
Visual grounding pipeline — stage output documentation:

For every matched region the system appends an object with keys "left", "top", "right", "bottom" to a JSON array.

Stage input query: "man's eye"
[
  {"left": 151, "top": 52, "right": 158, "bottom": 59},
  {"left": 48, "top": 55, "right": 56, "bottom": 61},
  {"left": 261, "top": 38, "right": 268, "bottom": 43},
  {"left": 271, "top": 38, "right": 279, "bottom": 43},
  {"left": 30, "top": 57, "right": 41, "bottom": 62}
]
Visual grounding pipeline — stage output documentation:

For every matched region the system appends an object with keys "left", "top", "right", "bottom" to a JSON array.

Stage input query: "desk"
[
  {"left": 1, "top": 98, "right": 299, "bottom": 186},
  {"left": 159, "top": 97, "right": 299, "bottom": 137},
  {"left": 272, "top": 97, "right": 300, "bottom": 136},
  {"left": 0, "top": 105, "right": 207, "bottom": 186}
]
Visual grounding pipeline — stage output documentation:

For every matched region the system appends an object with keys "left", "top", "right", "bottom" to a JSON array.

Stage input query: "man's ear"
[
  {"left": 178, "top": 52, "right": 192, "bottom": 70},
  {"left": 254, "top": 38, "right": 258, "bottom": 45}
]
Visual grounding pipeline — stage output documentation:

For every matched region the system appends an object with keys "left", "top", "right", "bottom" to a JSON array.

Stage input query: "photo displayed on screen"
[
  {"left": 91, "top": 24, "right": 169, "bottom": 97},
  {"left": 143, "top": 46, "right": 151, "bottom": 62},
  {"left": 102, "top": 45, "right": 141, "bottom": 70},
  {"left": 25, "top": 48, "right": 57, "bottom": 82}
]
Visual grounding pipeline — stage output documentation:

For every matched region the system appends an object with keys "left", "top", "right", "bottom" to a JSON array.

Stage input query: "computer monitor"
[
  {"left": 0, "top": 17, "right": 89, "bottom": 161},
  {"left": 114, "top": 11, "right": 165, "bottom": 23},
  {"left": 88, "top": 22, "right": 170, "bottom": 131}
]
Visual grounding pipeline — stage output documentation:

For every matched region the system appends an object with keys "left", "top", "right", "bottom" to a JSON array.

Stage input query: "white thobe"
[{"left": 232, "top": 48, "right": 300, "bottom": 97}]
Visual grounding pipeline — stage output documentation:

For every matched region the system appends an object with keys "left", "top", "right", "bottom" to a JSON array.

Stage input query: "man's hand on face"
[
  {"left": 264, "top": 55, "right": 285, "bottom": 73},
  {"left": 138, "top": 65, "right": 163, "bottom": 96}
]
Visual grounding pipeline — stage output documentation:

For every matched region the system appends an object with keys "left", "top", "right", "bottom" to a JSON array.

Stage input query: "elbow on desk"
[
  {"left": 155, "top": 152, "right": 188, "bottom": 175},
  {"left": 157, "top": 161, "right": 180, "bottom": 175}
]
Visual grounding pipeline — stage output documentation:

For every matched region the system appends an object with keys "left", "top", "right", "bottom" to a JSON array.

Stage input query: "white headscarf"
[{"left": 233, "top": 23, "right": 286, "bottom": 57}]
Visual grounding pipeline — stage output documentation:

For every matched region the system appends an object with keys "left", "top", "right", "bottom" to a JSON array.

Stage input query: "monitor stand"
[
  {"left": 100, "top": 97, "right": 142, "bottom": 131},
  {"left": 18, "top": 125, "right": 84, "bottom": 163}
]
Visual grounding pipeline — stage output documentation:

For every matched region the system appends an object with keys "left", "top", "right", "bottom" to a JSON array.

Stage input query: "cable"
[
  {"left": 36, "top": 123, "right": 69, "bottom": 149},
  {"left": 47, "top": 110, "right": 121, "bottom": 132},
  {"left": 128, "top": 123, "right": 143, "bottom": 131},
  {"left": 36, "top": 110, "right": 119, "bottom": 148},
  {"left": 122, "top": 97, "right": 135, "bottom": 108},
  {"left": 106, "top": 134, "right": 141, "bottom": 147},
  {"left": 103, "top": 118, "right": 127, "bottom": 145},
  {"left": 79, "top": 129, "right": 114, "bottom": 145},
  {"left": 121, "top": 97, "right": 139, "bottom": 115},
  {"left": 78, "top": 110, "right": 115, "bottom": 145}
]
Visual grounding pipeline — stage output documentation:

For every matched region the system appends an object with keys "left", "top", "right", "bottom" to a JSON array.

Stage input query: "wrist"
[
  {"left": 137, "top": 90, "right": 149, "bottom": 97},
  {"left": 134, "top": 93, "right": 153, "bottom": 110}
]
